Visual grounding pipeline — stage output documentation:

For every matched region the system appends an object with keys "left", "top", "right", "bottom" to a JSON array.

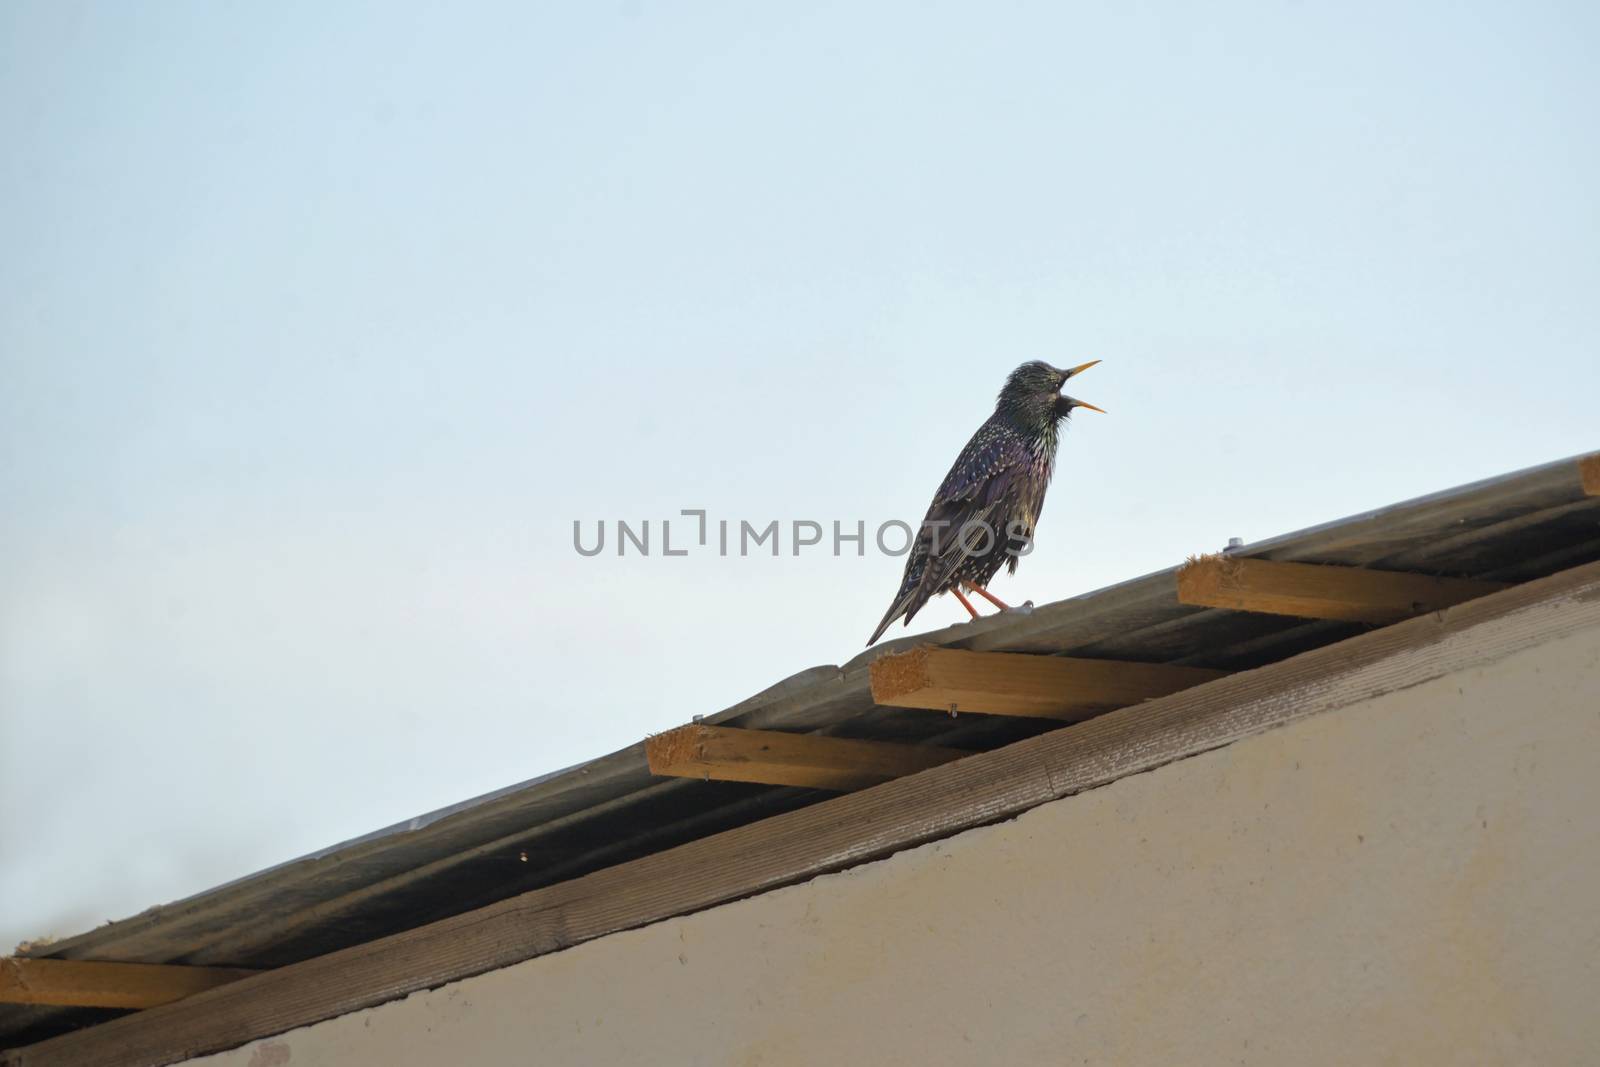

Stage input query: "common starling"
[{"left": 866, "top": 360, "right": 1103, "bottom": 646}]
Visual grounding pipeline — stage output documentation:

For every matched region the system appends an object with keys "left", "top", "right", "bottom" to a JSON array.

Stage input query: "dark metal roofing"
[{"left": 7, "top": 451, "right": 1598, "bottom": 1048}]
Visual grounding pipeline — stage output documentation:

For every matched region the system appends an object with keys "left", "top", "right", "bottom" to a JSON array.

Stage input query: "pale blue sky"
[{"left": 2, "top": 1, "right": 1596, "bottom": 947}]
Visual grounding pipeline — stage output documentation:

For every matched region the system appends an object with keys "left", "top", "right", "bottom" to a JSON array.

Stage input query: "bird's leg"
[
  {"left": 962, "top": 580, "right": 1012, "bottom": 612},
  {"left": 950, "top": 586, "right": 981, "bottom": 619}
]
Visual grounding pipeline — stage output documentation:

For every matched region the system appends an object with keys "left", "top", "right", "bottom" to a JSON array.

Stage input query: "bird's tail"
[{"left": 865, "top": 587, "right": 925, "bottom": 647}]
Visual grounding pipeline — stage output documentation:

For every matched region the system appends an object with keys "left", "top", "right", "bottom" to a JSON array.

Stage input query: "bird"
[{"left": 866, "top": 360, "right": 1104, "bottom": 646}]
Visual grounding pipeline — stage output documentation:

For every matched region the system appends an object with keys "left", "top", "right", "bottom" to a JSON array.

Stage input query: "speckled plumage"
[{"left": 866, "top": 360, "right": 1102, "bottom": 646}]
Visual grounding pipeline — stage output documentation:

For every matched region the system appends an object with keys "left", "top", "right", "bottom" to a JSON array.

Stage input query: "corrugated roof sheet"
[{"left": 6, "top": 450, "right": 1598, "bottom": 1047}]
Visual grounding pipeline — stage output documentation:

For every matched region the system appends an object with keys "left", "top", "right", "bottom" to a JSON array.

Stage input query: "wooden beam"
[
  {"left": 646, "top": 724, "right": 966, "bottom": 790},
  {"left": 5, "top": 560, "right": 1598, "bottom": 1067},
  {"left": 0, "top": 958, "right": 255, "bottom": 1010},
  {"left": 869, "top": 647, "right": 1229, "bottom": 720},
  {"left": 1177, "top": 556, "right": 1508, "bottom": 624},
  {"left": 1581, "top": 454, "right": 1600, "bottom": 497}
]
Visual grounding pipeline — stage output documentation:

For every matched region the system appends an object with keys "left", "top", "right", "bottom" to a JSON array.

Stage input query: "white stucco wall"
[{"left": 197, "top": 619, "right": 1600, "bottom": 1067}]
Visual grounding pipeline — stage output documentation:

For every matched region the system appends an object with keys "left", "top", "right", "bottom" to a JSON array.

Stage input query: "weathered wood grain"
[
  {"left": 1177, "top": 556, "right": 1507, "bottom": 624},
  {"left": 0, "top": 960, "right": 253, "bottom": 1011},
  {"left": 646, "top": 724, "right": 966, "bottom": 790},
  {"left": 870, "top": 647, "right": 1228, "bottom": 719}
]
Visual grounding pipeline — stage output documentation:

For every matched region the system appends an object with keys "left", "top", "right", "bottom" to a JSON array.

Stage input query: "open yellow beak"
[{"left": 1062, "top": 362, "right": 1104, "bottom": 413}]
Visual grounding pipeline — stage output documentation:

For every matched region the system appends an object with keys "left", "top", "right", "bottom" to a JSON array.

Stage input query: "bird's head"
[{"left": 996, "top": 360, "right": 1105, "bottom": 427}]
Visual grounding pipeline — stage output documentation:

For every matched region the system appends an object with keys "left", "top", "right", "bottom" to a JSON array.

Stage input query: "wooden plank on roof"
[
  {"left": 0, "top": 959, "right": 255, "bottom": 1010},
  {"left": 1177, "top": 556, "right": 1508, "bottom": 624},
  {"left": 869, "top": 647, "right": 1229, "bottom": 720},
  {"left": 646, "top": 724, "right": 966, "bottom": 790},
  {"left": 1581, "top": 454, "right": 1600, "bottom": 497},
  {"left": 8, "top": 559, "right": 1599, "bottom": 1067}
]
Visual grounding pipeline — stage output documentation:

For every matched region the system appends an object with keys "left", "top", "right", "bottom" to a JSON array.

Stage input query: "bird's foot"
[{"left": 962, "top": 581, "right": 1012, "bottom": 612}]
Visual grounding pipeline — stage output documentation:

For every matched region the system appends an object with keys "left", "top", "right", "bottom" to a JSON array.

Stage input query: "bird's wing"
[
  {"left": 910, "top": 424, "right": 1033, "bottom": 592},
  {"left": 931, "top": 423, "right": 1032, "bottom": 509},
  {"left": 865, "top": 422, "right": 1034, "bottom": 646}
]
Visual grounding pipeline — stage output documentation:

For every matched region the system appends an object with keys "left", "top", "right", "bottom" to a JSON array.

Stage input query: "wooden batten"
[
  {"left": 869, "top": 647, "right": 1229, "bottom": 720},
  {"left": 646, "top": 724, "right": 966, "bottom": 791},
  {"left": 0, "top": 959, "right": 255, "bottom": 1011},
  {"left": 1581, "top": 454, "right": 1600, "bottom": 497},
  {"left": 1177, "top": 556, "right": 1508, "bottom": 625}
]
